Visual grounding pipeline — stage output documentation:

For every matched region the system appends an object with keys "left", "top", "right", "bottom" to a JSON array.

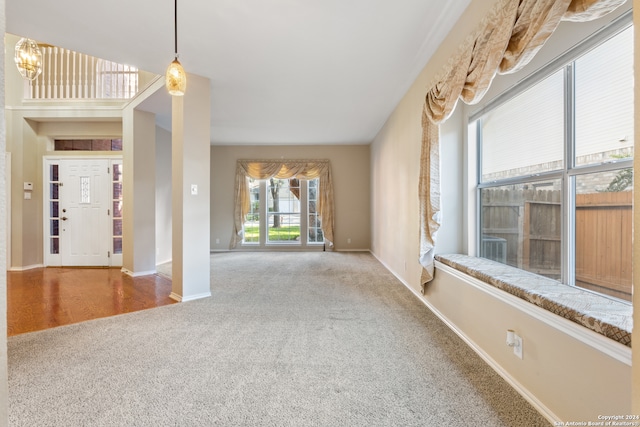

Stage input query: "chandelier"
[{"left": 14, "top": 38, "right": 43, "bottom": 81}]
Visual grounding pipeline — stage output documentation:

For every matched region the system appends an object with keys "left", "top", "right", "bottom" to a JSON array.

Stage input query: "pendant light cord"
[{"left": 174, "top": 0, "right": 178, "bottom": 58}]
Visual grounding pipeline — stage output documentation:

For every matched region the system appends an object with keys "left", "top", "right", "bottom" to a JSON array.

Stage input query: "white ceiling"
[{"left": 7, "top": 0, "right": 470, "bottom": 145}]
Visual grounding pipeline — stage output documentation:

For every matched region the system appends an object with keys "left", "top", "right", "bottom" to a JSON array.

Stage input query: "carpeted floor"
[{"left": 8, "top": 252, "right": 550, "bottom": 426}]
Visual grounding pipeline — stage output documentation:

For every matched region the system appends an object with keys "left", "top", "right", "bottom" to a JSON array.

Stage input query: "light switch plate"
[
  {"left": 513, "top": 335, "right": 523, "bottom": 359},
  {"left": 191, "top": 184, "right": 198, "bottom": 195}
]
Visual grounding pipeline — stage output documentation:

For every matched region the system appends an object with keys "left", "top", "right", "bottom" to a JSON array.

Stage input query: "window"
[
  {"left": 96, "top": 60, "right": 138, "bottom": 99},
  {"left": 473, "top": 20, "right": 633, "bottom": 302},
  {"left": 112, "top": 162, "right": 123, "bottom": 256},
  {"left": 54, "top": 139, "right": 122, "bottom": 151},
  {"left": 242, "top": 178, "right": 323, "bottom": 248}
]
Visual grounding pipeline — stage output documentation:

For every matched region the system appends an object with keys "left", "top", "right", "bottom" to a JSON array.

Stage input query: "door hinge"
[
  {"left": 108, "top": 251, "right": 111, "bottom": 258},
  {"left": 107, "top": 209, "right": 110, "bottom": 216},
  {"left": 107, "top": 167, "right": 110, "bottom": 174}
]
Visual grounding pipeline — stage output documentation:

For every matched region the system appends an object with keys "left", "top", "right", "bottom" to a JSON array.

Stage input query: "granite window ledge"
[{"left": 434, "top": 254, "right": 632, "bottom": 348}]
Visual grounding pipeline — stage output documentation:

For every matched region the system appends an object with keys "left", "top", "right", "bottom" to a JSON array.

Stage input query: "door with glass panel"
[
  {"left": 44, "top": 158, "right": 122, "bottom": 266},
  {"left": 242, "top": 178, "right": 323, "bottom": 248}
]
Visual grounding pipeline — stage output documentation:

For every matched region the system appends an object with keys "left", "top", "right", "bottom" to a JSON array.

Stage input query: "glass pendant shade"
[
  {"left": 166, "top": 58, "right": 186, "bottom": 96},
  {"left": 15, "top": 38, "right": 43, "bottom": 80}
]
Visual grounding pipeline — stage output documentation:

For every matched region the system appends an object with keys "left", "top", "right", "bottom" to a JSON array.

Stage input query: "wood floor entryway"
[{"left": 7, "top": 268, "right": 176, "bottom": 336}]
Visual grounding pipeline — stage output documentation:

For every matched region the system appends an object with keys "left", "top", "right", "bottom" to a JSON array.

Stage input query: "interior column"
[
  {"left": 122, "top": 109, "right": 156, "bottom": 275},
  {"left": 170, "top": 73, "right": 211, "bottom": 302}
]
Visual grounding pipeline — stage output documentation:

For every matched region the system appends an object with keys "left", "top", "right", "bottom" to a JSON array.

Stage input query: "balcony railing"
[{"left": 24, "top": 46, "right": 139, "bottom": 100}]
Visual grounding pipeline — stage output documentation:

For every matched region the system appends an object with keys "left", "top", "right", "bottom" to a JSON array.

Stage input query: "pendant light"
[
  {"left": 15, "top": 38, "right": 43, "bottom": 81},
  {"left": 166, "top": 0, "right": 186, "bottom": 95}
]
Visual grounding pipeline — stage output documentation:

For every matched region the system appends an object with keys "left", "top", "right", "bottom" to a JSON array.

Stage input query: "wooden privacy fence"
[
  {"left": 575, "top": 192, "right": 632, "bottom": 300},
  {"left": 482, "top": 189, "right": 632, "bottom": 301}
]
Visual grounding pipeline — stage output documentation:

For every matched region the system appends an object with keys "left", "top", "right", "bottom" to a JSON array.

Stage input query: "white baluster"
[
  {"left": 96, "top": 59, "right": 101, "bottom": 98},
  {"left": 109, "top": 61, "right": 113, "bottom": 98},
  {"left": 47, "top": 47, "right": 52, "bottom": 99},
  {"left": 78, "top": 53, "right": 83, "bottom": 98},
  {"left": 34, "top": 65, "right": 40, "bottom": 98},
  {"left": 23, "top": 78, "right": 30, "bottom": 99},
  {"left": 84, "top": 54, "right": 89, "bottom": 99},
  {"left": 118, "top": 63, "right": 123, "bottom": 98},
  {"left": 53, "top": 47, "right": 58, "bottom": 98},
  {"left": 58, "top": 47, "right": 63, "bottom": 98},
  {"left": 125, "top": 65, "right": 130, "bottom": 98},
  {"left": 72, "top": 51, "right": 77, "bottom": 98},
  {"left": 65, "top": 49, "right": 70, "bottom": 98},
  {"left": 115, "top": 63, "right": 119, "bottom": 98},
  {"left": 91, "top": 57, "right": 96, "bottom": 98}
]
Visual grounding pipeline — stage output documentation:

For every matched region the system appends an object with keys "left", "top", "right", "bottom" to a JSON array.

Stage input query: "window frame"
[{"left": 470, "top": 12, "right": 633, "bottom": 302}]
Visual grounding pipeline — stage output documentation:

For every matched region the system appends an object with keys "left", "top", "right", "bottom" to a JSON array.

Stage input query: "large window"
[
  {"left": 473, "top": 20, "right": 633, "bottom": 302},
  {"left": 242, "top": 178, "right": 323, "bottom": 248}
]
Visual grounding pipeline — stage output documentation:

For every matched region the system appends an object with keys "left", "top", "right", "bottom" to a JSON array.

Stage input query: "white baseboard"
[
  {"left": 369, "top": 251, "right": 560, "bottom": 425},
  {"left": 121, "top": 268, "right": 157, "bottom": 277},
  {"left": 8, "top": 264, "right": 44, "bottom": 271},
  {"left": 169, "top": 291, "right": 212, "bottom": 302}
]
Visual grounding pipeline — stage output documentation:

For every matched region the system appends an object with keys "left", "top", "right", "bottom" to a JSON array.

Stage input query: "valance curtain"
[
  {"left": 232, "top": 159, "right": 335, "bottom": 247},
  {"left": 419, "top": 0, "right": 627, "bottom": 287}
]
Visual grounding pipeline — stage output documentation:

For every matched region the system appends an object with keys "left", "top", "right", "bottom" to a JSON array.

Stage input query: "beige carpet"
[{"left": 8, "top": 251, "right": 550, "bottom": 426}]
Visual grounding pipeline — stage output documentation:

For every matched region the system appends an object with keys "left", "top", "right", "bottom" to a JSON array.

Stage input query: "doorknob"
[{"left": 61, "top": 216, "right": 68, "bottom": 221}]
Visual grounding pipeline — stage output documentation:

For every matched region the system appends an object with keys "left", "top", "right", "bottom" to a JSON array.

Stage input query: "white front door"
[{"left": 44, "top": 158, "right": 119, "bottom": 267}]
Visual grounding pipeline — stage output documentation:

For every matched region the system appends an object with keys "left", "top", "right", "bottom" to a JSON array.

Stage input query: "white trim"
[
  {"left": 435, "top": 261, "right": 632, "bottom": 366},
  {"left": 8, "top": 264, "right": 44, "bottom": 271},
  {"left": 43, "top": 154, "right": 123, "bottom": 161},
  {"left": 234, "top": 246, "right": 325, "bottom": 252},
  {"left": 121, "top": 268, "right": 156, "bottom": 277},
  {"left": 6, "top": 153, "right": 11, "bottom": 270},
  {"left": 169, "top": 291, "right": 212, "bottom": 303},
  {"left": 6, "top": 104, "right": 125, "bottom": 112},
  {"left": 336, "top": 248, "right": 370, "bottom": 252}
]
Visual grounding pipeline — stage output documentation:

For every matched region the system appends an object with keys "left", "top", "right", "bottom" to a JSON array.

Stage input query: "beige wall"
[
  {"left": 210, "top": 144, "right": 370, "bottom": 251},
  {"left": 370, "top": 0, "right": 493, "bottom": 286},
  {"left": 370, "top": 0, "right": 634, "bottom": 422},
  {"left": 155, "top": 126, "right": 172, "bottom": 265}
]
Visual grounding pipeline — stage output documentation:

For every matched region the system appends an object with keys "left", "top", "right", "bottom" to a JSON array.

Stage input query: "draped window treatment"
[
  {"left": 233, "top": 159, "right": 335, "bottom": 248},
  {"left": 419, "top": 0, "right": 627, "bottom": 287}
]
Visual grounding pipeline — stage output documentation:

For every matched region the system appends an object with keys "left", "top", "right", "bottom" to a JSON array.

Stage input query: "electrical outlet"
[
  {"left": 347, "top": 238, "right": 351, "bottom": 244},
  {"left": 215, "top": 238, "right": 220, "bottom": 244}
]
